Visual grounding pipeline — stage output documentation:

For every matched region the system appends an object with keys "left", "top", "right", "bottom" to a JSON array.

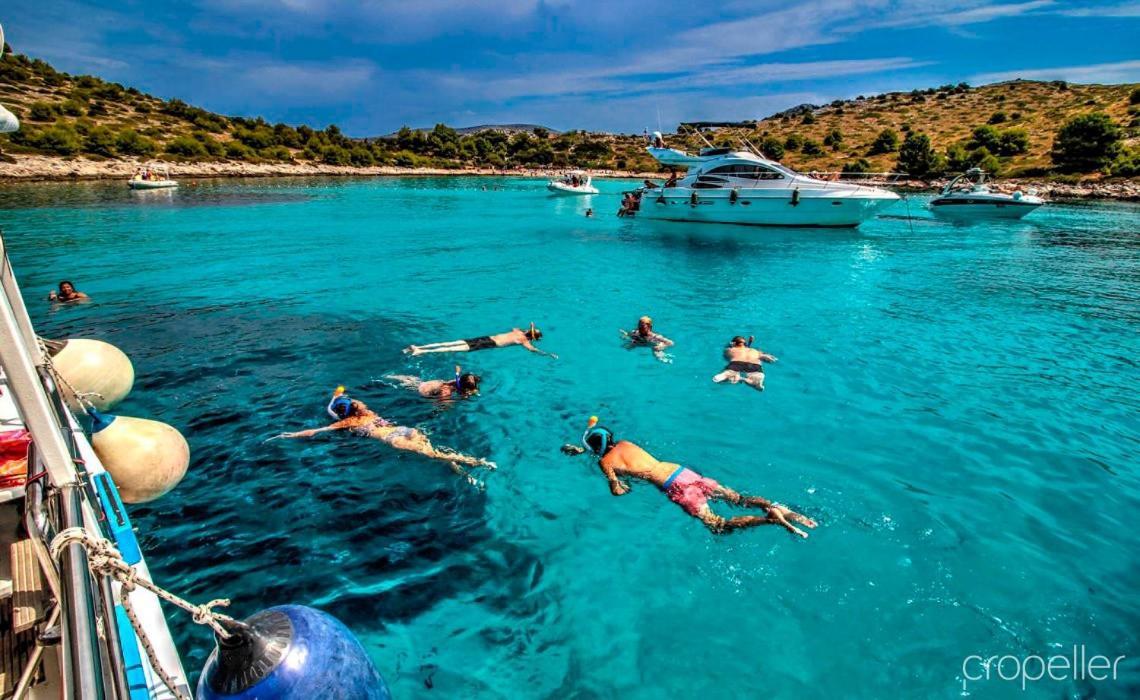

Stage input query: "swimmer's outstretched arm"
[
  {"left": 272, "top": 422, "right": 348, "bottom": 439},
  {"left": 521, "top": 339, "right": 558, "bottom": 359}
]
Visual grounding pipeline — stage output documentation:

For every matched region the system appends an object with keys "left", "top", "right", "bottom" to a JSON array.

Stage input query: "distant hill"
[
  {"left": 381, "top": 124, "right": 560, "bottom": 138},
  {"left": 1, "top": 41, "right": 1138, "bottom": 178}
]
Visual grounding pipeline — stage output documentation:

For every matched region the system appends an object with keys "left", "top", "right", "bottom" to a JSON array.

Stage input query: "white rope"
[{"left": 50, "top": 528, "right": 237, "bottom": 700}]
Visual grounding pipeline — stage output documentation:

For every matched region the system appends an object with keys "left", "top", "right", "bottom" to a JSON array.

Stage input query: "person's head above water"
[
  {"left": 326, "top": 386, "right": 365, "bottom": 420},
  {"left": 637, "top": 316, "right": 653, "bottom": 334},
  {"left": 453, "top": 366, "right": 481, "bottom": 395},
  {"left": 731, "top": 335, "right": 748, "bottom": 347},
  {"left": 58, "top": 280, "right": 77, "bottom": 295},
  {"left": 581, "top": 415, "right": 616, "bottom": 456},
  {"left": 524, "top": 322, "right": 543, "bottom": 341}
]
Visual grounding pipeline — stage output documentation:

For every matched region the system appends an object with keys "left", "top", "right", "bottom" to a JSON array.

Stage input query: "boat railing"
[{"left": 1, "top": 230, "right": 130, "bottom": 699}]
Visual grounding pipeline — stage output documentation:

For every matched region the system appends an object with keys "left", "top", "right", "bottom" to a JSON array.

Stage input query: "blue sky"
[{"left": 3, "top": 1, "right": 1139, "bottom": 135}]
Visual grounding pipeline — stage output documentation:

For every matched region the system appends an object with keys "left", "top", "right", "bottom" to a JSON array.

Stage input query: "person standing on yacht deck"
[
  {"left": 404, "top": 323, "right": 556, "bottom": 358},
  {"left": 712, "top": 335, "right": 776, "bottom": 391}
]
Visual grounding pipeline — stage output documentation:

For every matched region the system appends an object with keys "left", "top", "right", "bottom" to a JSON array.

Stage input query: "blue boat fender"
[{"left": 197, "top": 605, "right": 391, "bottom": 700}]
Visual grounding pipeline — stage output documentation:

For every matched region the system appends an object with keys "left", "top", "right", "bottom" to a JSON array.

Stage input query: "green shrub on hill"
[
  {"left": 115, "top": 129, "right": 157, "bottom": 156},
  {"left": 1051, "top": 113, "right": 1122, "bottom": 172},
  {"left": 784, "top": 134, "right": 804, "bottom": 151},
  {"left": 801, "top": 139, "right": 823, "bottom": 156},
  {"left": 165, "top": 135, "right": 208, "bottom": 157},
  {"left": 83, "top": 126, "right": 117, "bottom": 156},
  {"left": 897, "top": 133, "right": 944, "bottom": 178},
  {"left": 760, "top": 136, "right": 785, "bottom": 160},
  {"left": 1110, "top": 148, "right": 1140, "bottom": 176},
  {"left": 841, "top": 158, "right": 872, "bottom": 174},
  {"left": 868, "top": 128, "right": 899, "bottom": 155},
  {"left": 28, "top": 101, "right": 60, "bottom": 121}
]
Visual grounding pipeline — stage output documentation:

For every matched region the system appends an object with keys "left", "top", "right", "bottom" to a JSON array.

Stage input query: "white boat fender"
[
  {"left": 49, "top": 338, "right": 135, "bottom": 411},
  {"left": 89, "top": 410, "right": 189, "bottom": 503}
]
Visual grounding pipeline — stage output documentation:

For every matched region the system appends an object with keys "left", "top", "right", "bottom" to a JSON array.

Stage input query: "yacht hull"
[
  {"left": 128, "top": 180, "right": 178, "bottom": 190},
  {"left": 547, "top": 182, "right": 598, "bottom": 195},
  {"left": 637, "top": 189, "right": 899, "bottom": 227}
]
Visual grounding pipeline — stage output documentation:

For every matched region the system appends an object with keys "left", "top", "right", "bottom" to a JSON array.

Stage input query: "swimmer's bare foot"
[{"left": 767, "top": 504, "right": 816, "bottom": 538}]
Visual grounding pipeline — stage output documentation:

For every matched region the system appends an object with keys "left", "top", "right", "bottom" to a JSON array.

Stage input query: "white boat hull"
[
  {"left": 637, "top": 188, "right": 899, "bottom": 227},
  {"left": 929, "top": 199, "right": 1042, "bottom": 219},
  {"left": 129, "top": 180, "right": 178, "bottom": 190},
  {"left": 547, "top": 182, "right": 598, "bottom": 195}
]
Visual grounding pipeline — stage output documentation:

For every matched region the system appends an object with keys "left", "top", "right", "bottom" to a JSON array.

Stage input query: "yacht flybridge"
[
  {"left": 929, "top": 168, "right": 1044, "bottom": 219},
  {"left": 637, "top": 136, "right": 900, "bottom": 227}
]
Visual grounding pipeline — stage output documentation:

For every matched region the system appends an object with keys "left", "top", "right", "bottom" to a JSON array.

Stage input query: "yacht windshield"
[{"left": 705, "top": 163, "right": 784, "bottom": 180}]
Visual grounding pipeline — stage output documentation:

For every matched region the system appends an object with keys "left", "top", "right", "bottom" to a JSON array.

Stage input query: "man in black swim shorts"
[{"left": 712, "top": 335, "right": 777, "bottom": 391}]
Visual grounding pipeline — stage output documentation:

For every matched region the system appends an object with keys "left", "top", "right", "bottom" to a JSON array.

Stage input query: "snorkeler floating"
[
  {"left": 619, "top": 315, "right": 674, "bottom": 363},
  {"left": 712, "top": 335, "right": 777, "bottom": 391},
  {"left": 562, "top": 417, "right": 815, "bottom": 536},
  {"left": 403, "top": 322, "right": 557, "bottom": 358},
  {"left": 47, "top": 280, "right": 89, "bottom": 303},
  {"left": 386, "top": 365, "right": 480, "bottom": 399},
  {"left": 272, "top": 387, "right": 495, "bottom": 486}
]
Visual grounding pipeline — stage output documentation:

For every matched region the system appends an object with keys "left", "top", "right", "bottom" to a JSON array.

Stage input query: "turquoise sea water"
[{"left": 1, "top": 177, "right": 1138, "bottom": 699}]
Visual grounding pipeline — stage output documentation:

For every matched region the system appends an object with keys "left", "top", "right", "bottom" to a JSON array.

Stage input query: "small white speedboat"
[
  {"left": 128, "top": 164, "right": 178, "bottom": 190},
  {"left": 929, "top": 168, "right": 1043, "bottom": 219},
  {"left": 547, "top": 170, "right": 598, "bottom": 195}
]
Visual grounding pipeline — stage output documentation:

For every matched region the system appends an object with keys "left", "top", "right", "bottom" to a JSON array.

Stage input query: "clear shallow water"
[{"left": 1, "top": 177, "right": 1138, "bottom": 699}]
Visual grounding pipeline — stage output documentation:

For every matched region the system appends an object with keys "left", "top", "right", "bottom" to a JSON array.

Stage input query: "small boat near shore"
[
  {"left": 929, "top": 168, "right": 1044, "bottom": 219},
  {"left": 547, "top": 170, "right": 598, "bottom": 195},
  {"left": 129, "top": 164, "right": 178, "bottom": 190}
]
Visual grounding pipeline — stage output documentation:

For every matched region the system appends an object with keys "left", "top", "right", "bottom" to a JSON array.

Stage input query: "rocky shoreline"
[
  {"left": 0, "top": 154, "right": 662, "bottom": 183},
  {"left": 1, "top": 154, "right": 1138, "bottom": 200}
]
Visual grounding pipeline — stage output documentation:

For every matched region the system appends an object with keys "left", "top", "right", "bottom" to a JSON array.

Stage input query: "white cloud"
[{"left": 1057, "top": 1, "right": 1140, "bottom": 17}]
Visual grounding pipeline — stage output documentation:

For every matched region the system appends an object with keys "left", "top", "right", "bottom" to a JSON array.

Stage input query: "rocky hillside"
[{"left": 679, "top": 80, "right": 1140, "bottom": 179}]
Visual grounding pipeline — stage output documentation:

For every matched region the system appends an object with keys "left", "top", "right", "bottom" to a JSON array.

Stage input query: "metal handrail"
[{"left": 0, "top": 232, "right": 109, "bottom": 698}]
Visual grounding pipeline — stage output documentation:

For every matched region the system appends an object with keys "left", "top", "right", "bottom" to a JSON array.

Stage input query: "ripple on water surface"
[{"left": 1, "top": 178, "right": 1138, "bottom": 699}]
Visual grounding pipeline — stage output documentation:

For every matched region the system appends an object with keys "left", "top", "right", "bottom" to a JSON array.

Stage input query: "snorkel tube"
[
  {"left": 327, "top": 385, "right": 352, "bottom": 420},
  {"left": 454, "top": 365, "right": 463, "bottom": 393}
]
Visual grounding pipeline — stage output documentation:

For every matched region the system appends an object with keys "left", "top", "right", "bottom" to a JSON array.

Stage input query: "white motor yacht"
[
  {"left": 547, "top": 170, "right": 598, "bottom": 195},
  {"left": 929, "top": 168, "right": 1044, "bottom": 219},
  {"left": 636, "top": 145, "right": 899, "bottom": 228}
]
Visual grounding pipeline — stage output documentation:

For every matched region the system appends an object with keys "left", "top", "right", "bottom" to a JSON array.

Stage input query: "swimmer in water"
[
  {"left": 619, "top": 315, "right": 673, "bottom": 362},
  {"left": 562, "top": 417, "right": 816, "bottom": 536},
  {"left": 48, "top": 280, "right": 89, "bottom": 303},
  {"left": 712, "top": 335, "right": 776, "bottom": 391},
  {"left": 386, "top": 365, "right": 480, "bottom": 400},
  {"left": 273, "top": 387, "right": 495, "bottom": 485},
  {"left": 404, "top": 322, "right": 556, "bottom": 358}
]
